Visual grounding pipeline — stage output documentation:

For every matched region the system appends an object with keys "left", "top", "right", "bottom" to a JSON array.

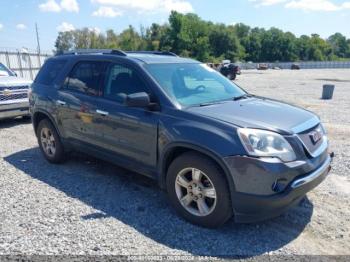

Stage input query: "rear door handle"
[
  {"left": 56, "top": 100, "right": 66, "bottom": 106},
  {"left": 96, "top": 109, "right": 109, "bottom": 116}
]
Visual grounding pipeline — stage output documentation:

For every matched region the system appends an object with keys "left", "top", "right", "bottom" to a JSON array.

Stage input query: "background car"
[
  {"left": 0, "top": 62, "right": 32, "bottom": 120},
  {"left": 219, "top": 61, "right": 241, "bottom": 80},
  {"left": 257, "top": 63, "right": 269, "bottom": 70},
  {"left": 291, "top": 63, "right": 301, "bottom": 70}
]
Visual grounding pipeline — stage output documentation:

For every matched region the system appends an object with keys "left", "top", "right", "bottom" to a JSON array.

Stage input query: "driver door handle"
[
  {"left": 96, "top": 109, "right": 109, "bottom": 116},
  {"left": 56, "top": 100, "right": 66, "bottom": 106}
]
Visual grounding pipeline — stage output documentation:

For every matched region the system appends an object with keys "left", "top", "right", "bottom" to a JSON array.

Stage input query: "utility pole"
[{"left": 35, "top": 23, "right": 41, "bottom": 54}]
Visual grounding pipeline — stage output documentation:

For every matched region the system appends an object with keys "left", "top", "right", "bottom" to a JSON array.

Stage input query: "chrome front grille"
[
  {"left": 296, "top": 124, "right": 328, "bottom": 157},
  {"left": 0, "top": 85, "right": 29, "bottom": 91},
  {"left": 0, "top": 86, "right": 29, "bottom": 102},
  {"left": 0, "top": 93, "right": 28, "bottom": 101}
]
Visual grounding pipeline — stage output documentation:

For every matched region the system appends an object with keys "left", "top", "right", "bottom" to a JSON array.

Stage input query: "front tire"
[
  {"left": 228, "top": 73, "right": 236, "bottom": 80},
  {"left": 166, "top": 152, "right": 233, "bottom": 228},
  {"left": 37, "top": 119, "right": 65, "bottom": 164}
]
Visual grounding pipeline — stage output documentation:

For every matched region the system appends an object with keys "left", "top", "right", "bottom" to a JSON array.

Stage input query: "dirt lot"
[{"left": 0, "top": 69, "right": 349, "bottom": 258}]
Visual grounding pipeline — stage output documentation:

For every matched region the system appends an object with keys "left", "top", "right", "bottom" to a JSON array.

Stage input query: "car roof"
[
  {"left": 126, "top": 53, "right": 198, "bottom": 64},
  {"left": 53, "top": 49, "right": 199, "bottom": 65}
]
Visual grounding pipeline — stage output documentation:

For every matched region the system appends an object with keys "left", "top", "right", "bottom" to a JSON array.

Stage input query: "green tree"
[
  {"left": 54, "top": 12, "right": 350, "bottom": 62},
  {"left": 307, "top": 34, "right": 333, "bottom": 61},
  {"left": 105, "top": 29, "right": 119, "bottom": 49},
  {"left": 144, "top": 23, "right": 169, "bottom": 50},
  {"left": 328, "top": 33, "right": 349, "bottom": 58},
  {"left": 296, "top": 35, "right": 311, "bottom": 61},
  {"left": 209, "top": 24, "right": 243, "bottom": 62},
  {"left": 118, "top": 26, "right": 143, "bottom": 50},
  {"left": 55, "top": 31, "right": 75, "bottom": 54},
  {"left": 241, "top": 27, "right": 262, "bottom": 62},
  {"left": 233, "top": 23, "right": 250, "bottom": 39},
  {"left": 165, "top": 12, "right": 211, "bottom": 61}
]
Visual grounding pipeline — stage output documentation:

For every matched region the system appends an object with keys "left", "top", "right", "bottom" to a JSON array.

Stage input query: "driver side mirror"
[{"left": 124, "top": 92, "right": 151, "bottom": 108}]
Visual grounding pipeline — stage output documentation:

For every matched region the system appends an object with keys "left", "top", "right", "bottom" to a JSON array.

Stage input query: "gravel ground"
[{"left": 0, "top": 69, "right": 349, "bottom": 259}]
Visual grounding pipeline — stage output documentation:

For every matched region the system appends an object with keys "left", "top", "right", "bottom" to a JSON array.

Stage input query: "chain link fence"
[
  {"left": 0, "top": 49, "right": 52, "bottom": 80},
  {"left": 1, "top": 48, "right": 350, "bottom": 80},
  {"left": 238, "top": 61, "right": 350, "bottom": 70}
]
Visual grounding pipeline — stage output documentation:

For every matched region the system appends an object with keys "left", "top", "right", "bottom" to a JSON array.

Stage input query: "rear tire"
[
  {"left": 37, "top": 119, "right": 65, "bottom": 164},
  {"left": 166, "top": 152, "right": 233, "bottom": 228}
]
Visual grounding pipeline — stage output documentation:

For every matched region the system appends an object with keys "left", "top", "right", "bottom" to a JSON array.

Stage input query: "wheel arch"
[
  {"left": 32, "top": 110, "right": 61, "bottom": 137},
  {"left": 159, "top": 143, "right": 236, "bottom": 197}
]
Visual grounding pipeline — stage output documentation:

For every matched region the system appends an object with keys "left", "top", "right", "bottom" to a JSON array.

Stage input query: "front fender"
[
  {"left": 157, "top": 114, "right": 246, "bottom": 200},
  {"left": 158, "top": 116, "right": 245, "bottom": 160}
]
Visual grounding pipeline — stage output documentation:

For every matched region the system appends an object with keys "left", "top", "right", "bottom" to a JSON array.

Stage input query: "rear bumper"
[
  {"left": 228, "top": 155, "right": 332, "bottom": 223},
  {"left": 0, "top": 99, "right": 29, "bottom": 120}
]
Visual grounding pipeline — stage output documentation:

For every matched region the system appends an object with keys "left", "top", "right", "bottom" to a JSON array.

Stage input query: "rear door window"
[
  {"left": 65, "top": 61, "right": 106, "bottom": 96},
  {"left": 35, "top": 59, "right": 67, "bottom": 85}
]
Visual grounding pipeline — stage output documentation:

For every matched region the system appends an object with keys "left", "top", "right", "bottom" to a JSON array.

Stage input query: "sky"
[{"left": 0, "top": 0, "right": 349, "bottom": 53}]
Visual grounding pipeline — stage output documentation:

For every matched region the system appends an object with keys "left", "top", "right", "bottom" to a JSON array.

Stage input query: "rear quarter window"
[{"left": 35, "top": 59, "right": 67, "bottom": 85}]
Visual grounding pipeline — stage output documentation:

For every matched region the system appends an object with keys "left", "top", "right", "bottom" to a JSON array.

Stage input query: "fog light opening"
[{"left": 272, "top": 179, "right": 288, "bottom": 193}]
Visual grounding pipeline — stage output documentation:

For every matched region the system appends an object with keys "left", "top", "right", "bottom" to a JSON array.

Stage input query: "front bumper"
[
  {"left": 0, "top": 99, "right": 29, "bottom": 120},
  {"left": 224, "top": 154, "right": 332, "bottom": 223}
]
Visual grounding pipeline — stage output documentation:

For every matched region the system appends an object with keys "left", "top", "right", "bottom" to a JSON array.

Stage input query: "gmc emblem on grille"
[{"left": 309, "top": 130, "right": 322, "bottom": 144}]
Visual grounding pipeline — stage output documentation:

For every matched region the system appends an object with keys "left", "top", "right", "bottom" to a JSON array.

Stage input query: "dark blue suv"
[{"left": 29, "top": 50, "right": 332, "bottom": 227}]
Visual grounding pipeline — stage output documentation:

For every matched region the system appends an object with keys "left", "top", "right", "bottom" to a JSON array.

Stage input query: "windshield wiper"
[
  {"left": 199, "top": 101, "right": 222, "bottom": 107},
  {"left": 232, "top": 94, "right": 253, "bottom": 101},
  {"left": 191, "top": 95, "right": 253, "bottom": 107}
]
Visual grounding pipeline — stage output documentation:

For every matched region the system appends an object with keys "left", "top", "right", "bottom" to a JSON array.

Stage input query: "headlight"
[{"left": 237, "top": 128, "right": 296, "bottom": 162}]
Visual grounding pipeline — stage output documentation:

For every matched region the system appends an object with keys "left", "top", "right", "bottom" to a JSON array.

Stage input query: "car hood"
[
  {"left": 187, "top": 97, "right": 319, "bottom": 135},
  {"left": 0, "top": 76, "right": 32, "bottom": 87}
]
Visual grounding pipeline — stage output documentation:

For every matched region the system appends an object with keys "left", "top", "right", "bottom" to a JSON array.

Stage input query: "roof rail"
[
  {"left": 57, "top": 49, "right": 178, "bottom": 57},
  {"left": 60, "top": 49, "right": 127, "bottom": 56},
  {"left": 125, "top": 51, "right": 178, "bottom": 57}
]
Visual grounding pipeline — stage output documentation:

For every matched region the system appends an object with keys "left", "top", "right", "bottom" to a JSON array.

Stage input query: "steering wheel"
[{"left": 195, "top": 85, "right": 206, "bottom": 92}]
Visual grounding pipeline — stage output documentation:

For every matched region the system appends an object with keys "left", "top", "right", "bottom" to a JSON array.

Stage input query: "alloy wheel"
[
  {"left": 175, "top": 167, "right": 217, "bottom": 217},
  {"left": 40, "top": 127, "right": 56, "bottom": 157}
]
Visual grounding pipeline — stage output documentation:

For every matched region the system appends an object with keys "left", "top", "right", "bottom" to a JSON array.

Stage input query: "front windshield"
[
  {"left": 0, "top": 63, "right": 14, "bottom": 77},
  {"left": 145, "top": 63, "right": 246, "bottom": 106}
]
